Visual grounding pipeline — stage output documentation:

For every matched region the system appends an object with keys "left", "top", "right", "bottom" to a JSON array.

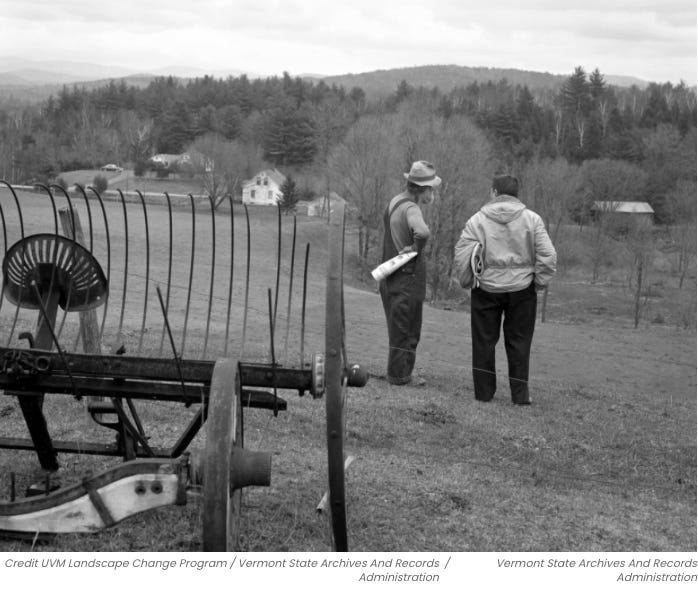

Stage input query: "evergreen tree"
[
  {"left": 279, "top": 175, "right": 299, "bottom": 214},
  {"left": 640, "top": 84, "right": 671, "bottom": 128},
  {"left": 263, "top": 106, "right": 317, "bottom": 166}
]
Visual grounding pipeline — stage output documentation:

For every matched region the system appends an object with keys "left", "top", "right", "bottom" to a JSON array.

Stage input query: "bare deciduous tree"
[
  {"left": 188, "top": 133, "right": 264, "bottom": 209},
  {"left": 326, "top": 114, "right": 401, "bottom": 270},
  {"left": 579, "top": 159, "right": 648, "bottom": 283},
  {"left": 520, "top": 156, "right": 581, "bottom": 320},
  {"left": 666, "top": 179, "right": 697, "bottom": 289}
]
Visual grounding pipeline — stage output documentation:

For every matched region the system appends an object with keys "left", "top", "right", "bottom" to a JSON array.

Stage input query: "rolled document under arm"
[{"left": 371, "top": 251, "right": 418, "bottom": 281}]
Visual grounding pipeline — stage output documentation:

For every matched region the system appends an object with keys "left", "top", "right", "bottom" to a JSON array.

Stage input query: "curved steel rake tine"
[
  {"left": 30, "top": 281, "right": 79, "bottom": 398},
  {"left": 76, "top": 184, "right": 94, "bottom": 254},
  {"left": 203, "top": 195, "right": 216, "bottom": 359},
  {"left": 156, "top": 285, "right": 189, "bottom": 402},
  {"left": 274, "top": 204, "right": 281, "bottom": 331},
  {"left": 223, "top": 194, "right": 235, "bottom": 358},
  {"left": 267, "top": 288, "right": 279, "bottom": 416},
  {"left": 135, "top": 190, "right": 150, "bottom": 356},
  {"left": 0, "top": 180, "right": 24, "bottom": 240},
  {"left": 157, "top": 192, "right": 174, "bottom": 357},
  {"left": 0, "top": 201, "right": 7, "bottom": 253},
  {"left": 180, "top": 194, "right": 197, "bottom": 358},
  {"left": 300, "top": 242, "right": 310, "bottom": 367},
  {"left": 283, "top": 214, "right": 297, "bottom": 365},
  {"left": 55, "top": 205, "right": 92, "bottom": 353},
  {"left": 36, "top": 184, "right": 71, "bottom": 343},
  {"left": 116, "top": 189, "right": 129, "bottom": 344},
  {"left": 50, "top": 184, "right": 83, "bottom": 349},
  {"left": 36, "top": 183, "right": 59, "bottom": 235},
  {"left": 240, "top": 204, "right": 251, "bottom": 359},
  {"left": 86, "top": 185, "right": 112, "bottom": 345},
  {"left": 0, "top": 202, "right": 8, "bottom": 318},
  {"left": 0, "top": 181, "right": 25, "bottom": 346}
]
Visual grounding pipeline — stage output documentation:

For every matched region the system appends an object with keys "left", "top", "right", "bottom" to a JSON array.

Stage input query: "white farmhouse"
[{"left": 242, "top": 169, "right": 286, "bottom": 206}]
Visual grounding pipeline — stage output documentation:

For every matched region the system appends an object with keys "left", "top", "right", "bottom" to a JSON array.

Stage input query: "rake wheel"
[
  {"left": 202, "top": 358, "right": 243, "bottom": 551},
  {"left": 324, "top": 201, "right": 349, "bottom": 551}
]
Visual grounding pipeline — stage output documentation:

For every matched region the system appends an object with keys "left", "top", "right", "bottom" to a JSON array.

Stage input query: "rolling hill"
[{"left": 0, "top": 56, "right": 652, "bottom": 104}]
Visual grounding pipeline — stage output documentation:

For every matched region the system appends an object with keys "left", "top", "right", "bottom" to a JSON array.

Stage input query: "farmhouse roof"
[
  {"left": 243, "top": 168, "right": 286, "bottom": 187},
  {"left": 591, "top": 201, "right": 655, "bottom": 214},
  {"left": 151, "top": 153, "right": 183, "bottom": 166}
]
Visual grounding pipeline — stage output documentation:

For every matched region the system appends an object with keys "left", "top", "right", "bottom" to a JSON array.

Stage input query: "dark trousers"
[
  {"left": 379, "top": 272, "right": 423, "bottom": 384},
  {"left": 470, "top": 283, "right": 537, "bottom": 403}
]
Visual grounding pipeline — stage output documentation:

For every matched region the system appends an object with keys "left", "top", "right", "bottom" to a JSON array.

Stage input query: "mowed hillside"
[{"left": 0, "top": 187, "right": 694, "bottom": 552}]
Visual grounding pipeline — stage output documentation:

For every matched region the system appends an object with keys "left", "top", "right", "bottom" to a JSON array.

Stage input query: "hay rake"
[{"left": 0, "top": 181, "right": 366, "bottom": 551}]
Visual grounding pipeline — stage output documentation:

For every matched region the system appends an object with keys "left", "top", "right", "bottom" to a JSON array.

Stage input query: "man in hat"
[
  {"left": 453, "top": 174, "right": 556, "bottom": 404},
  {"left": 379, "top": 160, "right": 441, "bottom": 385}
]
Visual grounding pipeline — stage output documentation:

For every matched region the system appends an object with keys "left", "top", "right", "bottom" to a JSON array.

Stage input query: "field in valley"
[{"left": 0, "top": 185, "right": 694, "bottom": 552}]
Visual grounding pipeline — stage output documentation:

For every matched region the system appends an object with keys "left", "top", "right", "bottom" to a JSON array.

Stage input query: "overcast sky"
[{"left": 1, "top": 0, "right": 695, "bottom": 84}]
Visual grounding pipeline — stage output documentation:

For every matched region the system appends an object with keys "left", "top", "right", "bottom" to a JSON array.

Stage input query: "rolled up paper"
[{"left": 371, "top": 251, "right": 418, "bottom": 281}]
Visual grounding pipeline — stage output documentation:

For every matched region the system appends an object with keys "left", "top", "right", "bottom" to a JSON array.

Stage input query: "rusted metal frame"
[
  {"left": 0, "top": 457, "right": 189, "bottom": 516},
  {"left": 134, "top": 190, "right": 150, "bottom": 356},
  {"left": 238, "top": 360, "right": 313, "bottom": 391},
  {"left": 4, "top": 377, "right": 207, "bottom": 402},
  {"left": 85, "top": 185, "right": 112, "bottom": 344},
  {"left": 108, "top": 396, "right": 155, "bottom": 457},
  {"left": 0, "top": 343, "right": 316, "bottom": 388},
  {"left": 157, "top": 192, "right": 174, "bottom": 356},
  {"left": 29, "top": 282, "right": 79, "bottom": 398},
  {"left": 223, "top": 194, "right": 235, "bottom": 357},
  {"left": 0, "top": 346, "right": 215, "bottom": 381},
  {"left": 0, "top": 436, "right": 180, "bottom": 458},
  {"left": 0, "top": 363, "right": 314, "bottom": 397},
  {"left": 82, "top": 476, "right": 116, "bottom": 527},
  {"left": 180, "top": 194, "right": 196, "bottom": 357},
  {"left": 156, "top": 285, "right": 190, "bottom": 404},
  {"left": 167, "top": 405, "right": 206, "bottom": 458}
]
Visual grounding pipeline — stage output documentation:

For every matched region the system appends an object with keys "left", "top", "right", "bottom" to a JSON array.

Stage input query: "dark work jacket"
[{"left": 381, "top": 198, "right": 427, "bottom": 301}]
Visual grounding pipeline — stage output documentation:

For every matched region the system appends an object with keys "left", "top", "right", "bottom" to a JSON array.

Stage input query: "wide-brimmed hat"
[{"left": 404, "top": 160, "right": 442, "bottom": 187}]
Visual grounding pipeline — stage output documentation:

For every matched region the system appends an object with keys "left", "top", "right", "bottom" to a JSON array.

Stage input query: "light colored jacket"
[{"left": 453, "top": 195, "right": 557, "bottom": 293}]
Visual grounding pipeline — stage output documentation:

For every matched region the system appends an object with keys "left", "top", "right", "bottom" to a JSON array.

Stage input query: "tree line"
[{"left": 0, "top": 67, "right": 695, "bottom": 314}]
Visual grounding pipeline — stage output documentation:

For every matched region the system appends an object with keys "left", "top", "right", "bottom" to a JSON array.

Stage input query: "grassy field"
[
  {"left": 0, "top": 185, "right": 695, "bottom": 552},
  {"left": 58, "top": 168, "right": 208, "bottom": 197}
]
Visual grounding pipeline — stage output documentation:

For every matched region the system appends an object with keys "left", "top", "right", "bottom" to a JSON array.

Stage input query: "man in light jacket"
[{"left": 453, "top": 174, "right": 556, "bottom": 405}]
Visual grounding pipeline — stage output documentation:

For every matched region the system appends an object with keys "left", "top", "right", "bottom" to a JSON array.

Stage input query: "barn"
[{"left": 590, "top": 201, "right": 655, "bottom": 228}]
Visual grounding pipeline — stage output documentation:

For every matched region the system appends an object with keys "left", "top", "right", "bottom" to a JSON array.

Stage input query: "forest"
[{"left": 0, "top": 67, "right": 695, "bottom": 309}]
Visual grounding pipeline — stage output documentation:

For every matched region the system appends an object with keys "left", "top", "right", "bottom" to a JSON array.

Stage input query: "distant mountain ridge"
[
  {"left": 0, "top": 56, "right": 652, "bottom": 103},
  {"left": 317, "top": 64, "right": 650, "bottom": 98}
]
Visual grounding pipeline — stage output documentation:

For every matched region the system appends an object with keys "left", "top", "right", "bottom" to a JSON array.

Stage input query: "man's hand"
[
  {"left": 399, "top": 245, "right": 416, "bottom": 255},
  {"left": 448, "top": 276, "right": 462, "bottom": 290}
]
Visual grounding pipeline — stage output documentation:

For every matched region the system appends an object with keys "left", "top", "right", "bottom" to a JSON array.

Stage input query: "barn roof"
[{"left": 591, "top": 201, "right": 655, "bottom": 214}]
